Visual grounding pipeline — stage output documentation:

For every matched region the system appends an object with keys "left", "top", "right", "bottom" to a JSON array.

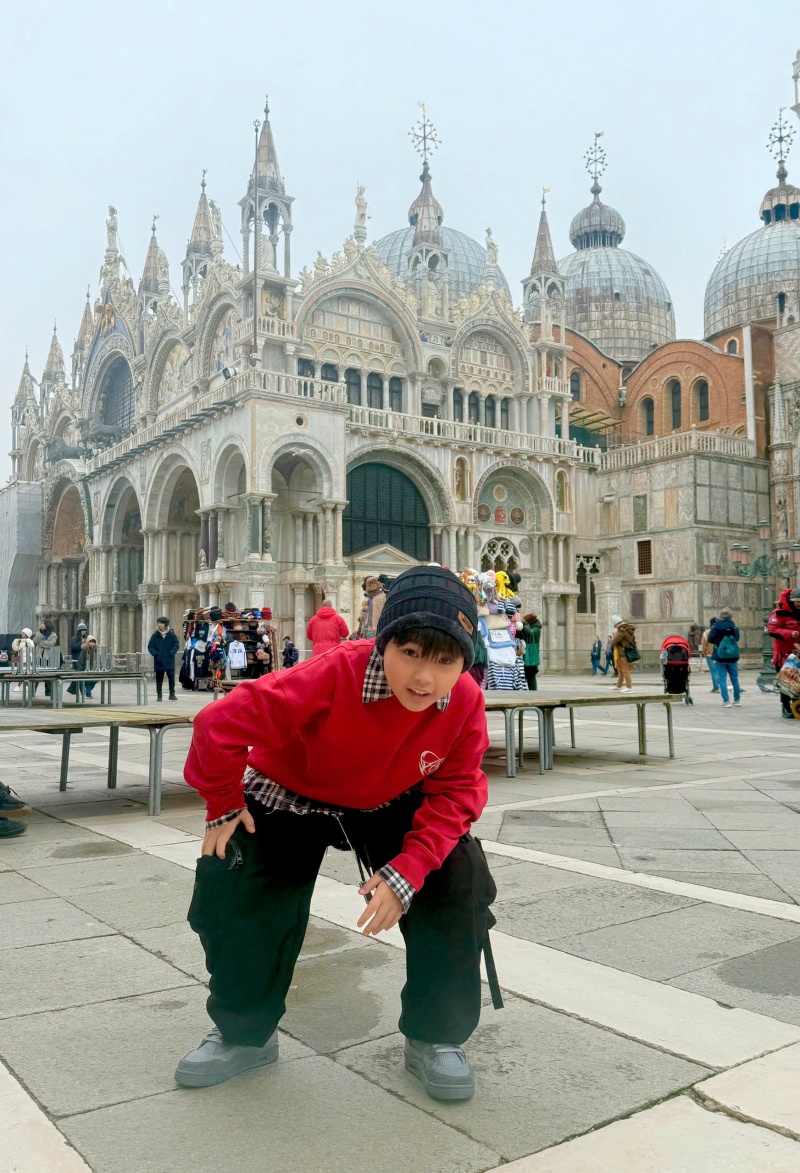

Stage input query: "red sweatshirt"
[
  {"left": 306, "top": 606, "right": 349, "bottom": 656},
  {"left": 184, "top": 640, "right": 489, "bottom": 890}
]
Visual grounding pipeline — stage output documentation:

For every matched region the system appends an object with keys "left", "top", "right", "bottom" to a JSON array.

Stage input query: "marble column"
[
  {"left": 111, "top": 605, "right": 121, "bottom": 654},
  {"left": 261, "top": 494, "right": 276, "bottom": 561},
  {"left": 447, "top": 525, "right": 458, "bottom": 569},
  {"left": 199, "top": 513, "right": 210, "bottom": 567},
  {"left": 321, "top": 504, "right": 334, "bottom": 564},
  {"left": 293, "top": 585, "right": 307, "bottom": 654},
  {"left": 546, "top": 535, "right": 555, "bottom": 581},
  {"left": 294, "top": 513, "right": 304, "bottom": 568},
  {"left": 565, "top": 594, "right": 577, "bottom": 670},
  {"left": 127, "top": 606, "right": 136, "bottom": 654},
  {"left": 208, "top": 511, "right": 218, "bottom": 569},
  {"left": 560, "top": 398, "right": 570, "bottom": 442},
  {"left": 432, "top": 527, "right": 443, "bottom": 564},
  {"left": 216, "top": 511, "right": 227, "bottom": 567},
  {"left": 334, "top": 505, "right": 344, "bottom": 563}
]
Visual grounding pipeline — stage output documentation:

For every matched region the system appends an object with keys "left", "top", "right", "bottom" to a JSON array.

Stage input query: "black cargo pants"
[{"left": 188, "top": 791, "right": 497, "bottom": 1047}]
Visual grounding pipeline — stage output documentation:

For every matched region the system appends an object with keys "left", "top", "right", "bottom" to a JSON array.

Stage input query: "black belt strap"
[{"left": 483, "top": 933, "right": 504, "bottom": 1010}]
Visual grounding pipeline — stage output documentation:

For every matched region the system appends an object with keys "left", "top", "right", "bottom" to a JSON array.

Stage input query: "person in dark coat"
[
  {"left": 707, "top": 608, "right": 741, "bottom": 708},
  {"left": 148, "top": 617, "right": 180, "bottom": 701},
  {"left": 66, "top": 624, "right": 95, "bottom": 698}
]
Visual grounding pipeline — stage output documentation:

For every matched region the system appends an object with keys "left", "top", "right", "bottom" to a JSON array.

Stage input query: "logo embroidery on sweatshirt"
[{"left": 419, "top": 750, "right": 444, "bottom": 777}]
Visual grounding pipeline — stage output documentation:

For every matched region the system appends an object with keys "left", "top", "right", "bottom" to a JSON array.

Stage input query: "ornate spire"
[
  {"left": 251, "top": 96, "right": 285, "bottom": 195},
  {"left": 530, "top": 189, "right": 557, "bottom": 275},
  {"left": 77, "top": 287, "right": 94, "bottom": 349},
  {"left": 15, "top": 352, "right": 36, "bottom": 404},
  {"left": 43, "top": 322, "right": 65, "bottom": 378},
  {"left": 140, "top": 216, "right": 163, "bottom": 293},
  {"left": 760, "top": 109, "right": 800, "bottom": 224},
  {"left": 190, "top": 172, "right": 214, "bottom": 248},
  {"left": 407, "top": 104, "right": 443, "bottom": 248},
  {"left": 569, "top": 134, "right": 626, "bottom": 249}
]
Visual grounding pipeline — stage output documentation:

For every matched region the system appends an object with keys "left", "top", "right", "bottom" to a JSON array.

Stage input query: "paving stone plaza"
[{"left": 2, "top": 670, "right": 800, "bottom": 1171}]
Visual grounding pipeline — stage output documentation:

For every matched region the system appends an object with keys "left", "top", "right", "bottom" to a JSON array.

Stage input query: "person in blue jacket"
[
  {"left": 148, "top": 617, "right": 180, "bottom": 701},
  {"left": 707, "top": 608, "right": 740, "bottom": 708}
]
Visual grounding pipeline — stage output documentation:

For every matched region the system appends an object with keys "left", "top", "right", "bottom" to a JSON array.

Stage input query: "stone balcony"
[{"left": 600, "top": 428, "right": 758, "bottom": 471}]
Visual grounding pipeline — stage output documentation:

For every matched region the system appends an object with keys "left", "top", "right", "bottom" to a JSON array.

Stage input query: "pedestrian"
[
  {"left": 175, "top": 565, "right": 499, "bottom": 1102},
  {"left": 590, "top": 634, "right": 604, "bottom": 676},
  {"left": 306, "top": 599, "right": 349, "bottom": 657},
  {"left": 0, "top": 778, "right": 31, "bottom": 839},
  {"left": 11, "top": 628, "right": 35, "bottom": 674},
  {"left": 687, "top": 623, "right": 703, "bottom": 657},
  {"left": 357, "top": 577, "right": 386, "bottom": 639},
  {"left": 32, "top": 619, "right": 59, "bottom": 698},
  {"left": 69, "top": 623, "right": 88, "bottom": 663},
  {"left": 148, "top": 617, "right": 180, "bottom": 701},
  {"left": 701, "top": 618, "right": 719, "bottom": 693},
  {"left": 521, "top": 612, "right": 542, "bottom": 690},
  {"left": 611, "top": 615, "right": 638, "bottom": 692},
  {"left": 603, "top": 633, "right": 614, "bottom": 675},
  {"left": 255, "top": 638, "right": 272, "bottom": 676},
  {"left": 707, "top": 608, "right": 741, "bottom": 708},
  {"left": 281, "top": 635, "right": 299, "bottom": 669},
  {"left": 66, "top": 628, "right": 97, "bottom": 698},
  {"left": 767, "top": 587, "right": 800, "bottom": 719}
]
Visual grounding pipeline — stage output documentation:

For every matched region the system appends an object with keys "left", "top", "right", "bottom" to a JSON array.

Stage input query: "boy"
[
  {"left": 281, "top": 634, "right": 299, "bottom": 668},
  {"left": 176, "top": 565, "right": 498, "bottom": 1102}
]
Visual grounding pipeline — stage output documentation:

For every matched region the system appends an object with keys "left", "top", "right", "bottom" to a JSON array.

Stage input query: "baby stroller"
[{"left": 660, "top": 635, "right": 693, "bottom": 705}]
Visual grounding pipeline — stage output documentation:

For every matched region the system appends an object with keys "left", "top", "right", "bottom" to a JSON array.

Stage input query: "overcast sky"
[{"left": 0, "top": 1, "right": 795, "bottom": 481}]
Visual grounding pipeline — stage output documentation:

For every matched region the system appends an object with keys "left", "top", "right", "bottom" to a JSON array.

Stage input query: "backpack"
[
  {"left": 716, "top": 633, "right": 739, "bottom": 662},
  {"left": 624, "top": 643, "right": 641, "bottom": 663}
]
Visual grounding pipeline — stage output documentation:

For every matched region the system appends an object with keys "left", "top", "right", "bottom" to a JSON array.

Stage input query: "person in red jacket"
[
  {"left": 175, "top": 566, "right": 499, "bottom": 1102},
  {"left": 767, "top": 586, "right": 800, "bottom": 718},
  {"left": 305, "top": 598, "right": 349, "bottom": 656}
]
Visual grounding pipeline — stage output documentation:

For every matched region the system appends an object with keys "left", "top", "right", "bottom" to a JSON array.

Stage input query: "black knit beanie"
[{"left": 375, "top": 565, "right": 478, "bottom": 671}]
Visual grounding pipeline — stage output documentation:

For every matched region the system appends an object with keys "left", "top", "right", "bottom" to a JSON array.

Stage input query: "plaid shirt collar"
[{"left": 362, "top": 646, "right": 450, "bottom": 711}]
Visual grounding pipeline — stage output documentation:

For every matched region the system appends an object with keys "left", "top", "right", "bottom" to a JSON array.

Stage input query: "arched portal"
[
  {"left": 151, "top": 465, "right": 201, "bottom": 632},
  {"left": 214, "top": 447, "right": 249, "bottom": 568},
  {"left": 343, "top": 463, "right": 430, "bottom": 561},
  {"left": 270, "top": 448, "right": 328, "bottom": 645},
  {"left": 99, "top": 480, "right": 145, "bottom": 653},
  {"left": 46, "top": 483, "right": 89, "bottom": 649}
]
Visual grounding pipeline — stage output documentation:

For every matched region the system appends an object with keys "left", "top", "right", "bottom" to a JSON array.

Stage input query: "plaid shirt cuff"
[
  {"left": 377, "top": 865, "right": 415, "bottom": 913},
  {"left": 205, "top": 808, "right": 245, "bottom": 830}
]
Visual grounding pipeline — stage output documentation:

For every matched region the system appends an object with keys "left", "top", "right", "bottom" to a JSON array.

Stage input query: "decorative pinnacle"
[
  {"left": 409, "top": 102, "right": 440, "bottom": 166},
  {"left": 542, "top": 186, "right": 551, "bottom": 208},
  {"left": 585, "top": 131, "right": 606, "bottom": 195},
  {"left": 201, "top": 168, "right": 207, "bottom": 192},
  {"left": 151, "top": 213, "right": 159, "bottom": 235},
  {"left": 264, "top": 95, "right": 269, "bottom": 119},
  {"left": 768, "top": 108, "right": 794, "bottom": 180}
]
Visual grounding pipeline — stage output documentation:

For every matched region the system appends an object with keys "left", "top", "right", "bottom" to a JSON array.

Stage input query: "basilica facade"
[{"left": 4, "top": 58, "right": 800, "bottom": 667}]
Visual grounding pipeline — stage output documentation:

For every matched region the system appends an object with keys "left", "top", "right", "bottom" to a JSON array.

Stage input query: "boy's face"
[{"left": 383, "top": 639, "right": 464, "bottom": 712}]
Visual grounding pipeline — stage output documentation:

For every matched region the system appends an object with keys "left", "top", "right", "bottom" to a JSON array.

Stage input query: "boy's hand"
[
  {"left": 357, "top": 874, "right": 403, "bottom": 936},
  {"left": 202, "top": 808, "right": 256, "bottom": 859}
]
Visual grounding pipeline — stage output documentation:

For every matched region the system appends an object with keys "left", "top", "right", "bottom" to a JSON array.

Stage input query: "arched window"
[
  {"left": 297, "top": 358, "right": 315, "bottom": 378},
  {"left": 101, "top": 358, "right": 135, "bottom": 431},
  {"left": 321, "top": 363, "right": 338, "bottom": 382},
  {"left": 641, "top": 397, "right": 655, "bottom": 436},
  {"left": 778, "top": 292, "right": 787, "bottom": 315},
  {"left": 388, "top": 377, "right": 403, "bottom": 412},
  {"left": 555, "top": 471, "right": 569, "bottom": 511},
  {"left": 343, "top": 463, "right": 430, "bottom": 560},
  {"left": 726, "top": 338, "right": 738, "bottom": 355},
  {"left": 485, "top": 396, "right": 496, "bottom": 428},
  {"left": 500, "top": 398, "right": 511, "bottom": 429},
  {"left": 695, "top": 379, "right": 709, "bottom": 422},
  {"left": 345, "top": 368, "right": 361, "bottom": 406},
  {"left": 668, "top": 379, "right": 681, "bottom": 430},
  {"left": 570, "top": 370, "right": 582, "bottom": 402},
  {"left": 453, "top": 388, "right": 464, "bottom": 422},
  {"left": 468, "top": 392, "right": 480, "bottom": 424},
  {"left": 367, "top": 373, "right": 383, "bottom": 410}
]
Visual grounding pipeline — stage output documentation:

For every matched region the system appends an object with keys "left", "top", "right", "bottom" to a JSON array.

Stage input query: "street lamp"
[{"left": 730, "top": 521, "right": 791, "bottom": 691}]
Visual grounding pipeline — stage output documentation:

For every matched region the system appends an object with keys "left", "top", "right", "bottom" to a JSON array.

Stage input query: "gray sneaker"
[
  {"left": 404, "top": 1038, "right": 475, "bottom": 1101},
  {"left": 175, "top": 1027, "right": 278, "bottom": 1088}
]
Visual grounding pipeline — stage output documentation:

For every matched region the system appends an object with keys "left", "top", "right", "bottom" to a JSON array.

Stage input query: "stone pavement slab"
[
  {"left": 616, "top": 848, "right": 759, "bottom": 873},
  {"left": 493, "top": 1094, "right": 800, "bottom": 1171},
  {"left": 668, "top": 937, "right": 800, "bottom": 1026},
  {"left": 339, "top": 995, "right": 709, "bottom": 1162},
  {"left": 0, "top": 1060, "right": 91, "bottom": 1173},
  {"left": 492, "top": 859, "right": 606, "bottom": 899},
  {"left": 58, "top": 1055, "right": 500, "bottom": 1173},
  {"left": 0, "top": 831, "right": 133, "bottom": 869},
  {"left": 21, "top": 851, "right": 196, "bottom": 932},
  {"left": 602, "top": 809, "right": 715, "bottom": 828},
  {"left": 608, "top": 828, "right": 734, "bottom": 849},
  {"left": 696, "top": 1039, "right": 800, "bottom": 1137},
  {"left": 554, "top": 902, "right": 800, "bottom": 980},
  {"left": 0, "top": 896, "right": 115, "bottom": 950},
  {"left": 492, "top": 881, "right": 695, "bottom": 942},
  {"left": 645, "top": 870, "right": 796, "bottom": 901},
  {"left": 741, "top": 850, "right": 800, "bottom": 899},
  {"left": 0, "top": 935, "right": 195, "bottom": 1019},
  {"left": 0, "top": 870, "right": 52, "bottom": 904},
  {"left": 722, "top": 830, "right": 800, "bottom": 850}
]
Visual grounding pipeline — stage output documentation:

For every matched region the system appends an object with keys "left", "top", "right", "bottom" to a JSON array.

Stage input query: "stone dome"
[
  {"left": 374, "top": 225, "right": 511, "bottom": 301},
  {"left": 704, "top": 169, "right": 800, "bottom": 337},
  {"left": 569, "top": 185, "right": 626, "bottom": 249}
]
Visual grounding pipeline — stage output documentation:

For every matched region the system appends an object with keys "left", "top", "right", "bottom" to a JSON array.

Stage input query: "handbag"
[{"left": 624, "top": 643, "right": 641, "bottom": 663}]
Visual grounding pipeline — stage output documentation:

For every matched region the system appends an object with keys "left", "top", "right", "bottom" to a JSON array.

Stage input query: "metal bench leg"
[
  {"left": 535, "top": 708, "right": 546, "bottom": 775},
  {"left": 666, "top": 703, "right": 675, "bottom": 759},
  {"left": 148, "top": 726, "right": 166, "bottom": 815},
  {"left": 518, "top": 709, "right": 524, "bottom": 767},
  {"left": 503, "top": 709, "right": 517, "bottom": 779},
  {"left": 569, "top": 708, "right": 576, "bottom": 749},
  {"left": 637, "top": 704, "right": 647, "bottom": 755},
  {"left": 108, "top": 725, "right": 119, "bottom": 789},
  {"left": 142, "top": 677, "right": 149, "bottom": 705},
  {"left": 544, "top": 710, "right": 556, "bottom": 770},
  {"left": 59, "top": 731, "right": 72, "bottom": 791}
]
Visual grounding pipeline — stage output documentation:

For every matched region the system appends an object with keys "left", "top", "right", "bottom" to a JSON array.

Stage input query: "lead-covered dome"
[
  {"left": 704, "top": 165, "right": 800, "bottom": 337},
  {"left": 558, "top": 181, "right": 675, "bottom": 365},
  {"left": 374, "top": 225, "right": 511, "bottom": 301}
]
